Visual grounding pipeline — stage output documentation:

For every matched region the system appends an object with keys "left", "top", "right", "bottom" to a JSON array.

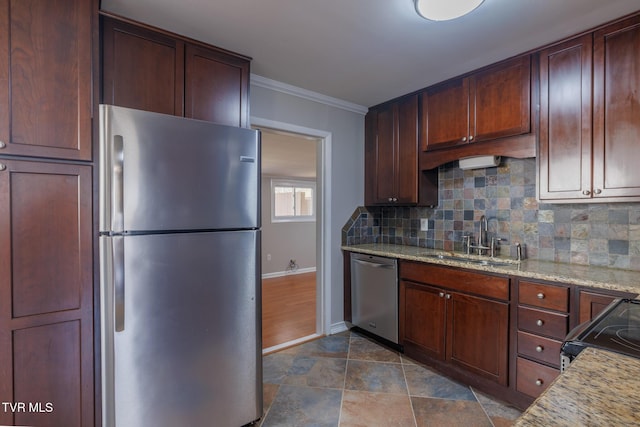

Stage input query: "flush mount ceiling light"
[{"left": 414, "top": 0, "right": 485, "bottom": 21}]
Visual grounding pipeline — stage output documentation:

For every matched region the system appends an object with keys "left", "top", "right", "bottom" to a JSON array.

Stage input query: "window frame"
[{"left": 270, "top": 178, "right": 316, "bottom": 223}]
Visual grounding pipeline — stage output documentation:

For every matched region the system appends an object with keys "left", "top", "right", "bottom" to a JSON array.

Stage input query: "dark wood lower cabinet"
[
  {"left": 448, "top": 292, "right": 509, "bottom": 385},
  {"left": 516, "top": 357, "right": 558, "bottom": 398},
  {"left": 399, "top": 262, "right": 510, "bottom": 388},
  {"left": 0, "top": 159, "right": 93, "bottom": 426}
]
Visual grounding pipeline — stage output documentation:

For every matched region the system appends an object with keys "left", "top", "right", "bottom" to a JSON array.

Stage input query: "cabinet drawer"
[
  {"left": 516, "top": 357, "right": 559, "bottom": 398},
  {"left": 519, "top": 281, "right": 569, "bottom": 312},
  {"left": 517, "top": 331, "right": 562, "bottom": 367},
  {"left": 400, "top": 262, "right": 509, "bottom": 301},
  {"left": 518, "top": 306, "right": 569, "bottom": 340}
]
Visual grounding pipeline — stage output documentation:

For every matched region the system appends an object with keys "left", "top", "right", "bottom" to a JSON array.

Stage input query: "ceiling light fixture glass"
[{"left": 414, "top": 0, "right": 485, "bottom": 21}]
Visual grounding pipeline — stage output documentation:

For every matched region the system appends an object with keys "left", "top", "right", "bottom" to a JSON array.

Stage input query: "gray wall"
[
  {"left": 261, "top": 177, "right": 316, "bottom": 275},
  {"left": 250, "top": 82, "right": 365, "bottom": 330}
]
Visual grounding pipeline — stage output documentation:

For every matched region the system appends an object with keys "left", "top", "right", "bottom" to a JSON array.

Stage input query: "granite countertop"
[
  {"left": 514, "top": 347, "right": 640, "bottom": 426},
  {"left": 342, "top": 243, "right": 640, "bottom": 295}
]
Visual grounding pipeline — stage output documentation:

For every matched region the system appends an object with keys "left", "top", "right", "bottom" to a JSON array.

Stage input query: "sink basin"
[{"left": 421, "top": 253, "right": 516, "bottom": 268}]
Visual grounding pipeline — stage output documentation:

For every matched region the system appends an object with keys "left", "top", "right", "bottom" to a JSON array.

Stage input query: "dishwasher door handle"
[{"left": 352, "top": 259, "right": 396, "bottom": 269}]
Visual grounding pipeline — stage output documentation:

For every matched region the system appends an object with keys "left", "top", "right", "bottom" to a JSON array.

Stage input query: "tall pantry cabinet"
[{"left": 0, "top": 0, "right": 97, "bottom": 426}]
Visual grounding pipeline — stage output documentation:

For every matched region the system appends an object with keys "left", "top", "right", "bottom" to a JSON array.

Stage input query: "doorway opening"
[{"left": 253, "top": 121, "right": 330, "bottom": 354}]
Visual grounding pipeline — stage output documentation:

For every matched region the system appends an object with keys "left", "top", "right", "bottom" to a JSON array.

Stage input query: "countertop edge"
[{"left": 342, "top": 244, "right": 640, "bottom": 295}]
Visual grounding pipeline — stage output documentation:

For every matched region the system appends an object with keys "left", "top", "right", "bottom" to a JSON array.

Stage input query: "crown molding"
[{"left": 250, "top": 74, "right": 369, "bottom": 115}]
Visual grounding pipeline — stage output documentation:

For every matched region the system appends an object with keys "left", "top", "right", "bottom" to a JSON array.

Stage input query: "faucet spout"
[{"left": 478, "top": 215, "right": 488, "bottom": 247}]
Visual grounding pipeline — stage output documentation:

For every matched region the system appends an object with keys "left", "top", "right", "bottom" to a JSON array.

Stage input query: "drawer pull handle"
[
  {"left": 536, "top": 345, "right": 544, "bottom": 353},
  {"left": 537, "top": 292, "right": 545, "bottom": 299},
  {"left": 536, "top": 319, "right": 544, "bottom": 327},
  {"left": 535, "top": 379, "right": 543, "bottom": 386}
]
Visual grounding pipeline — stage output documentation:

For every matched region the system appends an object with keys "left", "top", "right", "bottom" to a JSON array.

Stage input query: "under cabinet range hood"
[{"left": 458, "top": 155, "right": 501, "bottom": 170}]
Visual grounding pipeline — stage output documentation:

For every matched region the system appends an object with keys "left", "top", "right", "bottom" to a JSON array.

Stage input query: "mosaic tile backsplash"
[{"left": 343, "top": 157, "right": 640, "bottom": 271}]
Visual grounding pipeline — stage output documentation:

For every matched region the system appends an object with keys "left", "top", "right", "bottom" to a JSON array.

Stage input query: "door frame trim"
[{"left": 251, "top": 116, "right": 332, "bottom": 343}]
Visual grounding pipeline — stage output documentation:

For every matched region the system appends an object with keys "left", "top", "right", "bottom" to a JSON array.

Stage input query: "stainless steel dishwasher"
[{"left": 350, "top": 253, "right": 398, "bottom": 344}]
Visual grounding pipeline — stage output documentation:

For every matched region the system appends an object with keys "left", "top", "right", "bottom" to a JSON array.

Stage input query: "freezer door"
[
  {"left": 99, "top": 104, "right": 260, "bottom": 233},
  {"left": 100, "top": 231, "right": 262, "bottom": 427}
]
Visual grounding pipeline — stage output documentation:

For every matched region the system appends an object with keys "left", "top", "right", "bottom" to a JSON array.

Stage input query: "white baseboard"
[
  {"left": 330, "top": 322, "right": 349, "bottom": 335},
  {"left": 262, "top": 333, "right": 322, "bottom": 355},
  {"left": 262, "top": 267, "right": 316, "bottom": 280}
]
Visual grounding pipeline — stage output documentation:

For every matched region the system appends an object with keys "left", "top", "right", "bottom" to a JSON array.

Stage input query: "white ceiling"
[
  {"left": 259, "top": 128, "right": 318, "bottom": 179},
  {"left": 100, "top": 0, "right": 640, "bottom": 107}
]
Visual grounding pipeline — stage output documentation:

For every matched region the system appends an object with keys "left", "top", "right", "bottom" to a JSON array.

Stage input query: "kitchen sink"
[{"left": 421, "top": 253, "right": 518, "bottom": 268}]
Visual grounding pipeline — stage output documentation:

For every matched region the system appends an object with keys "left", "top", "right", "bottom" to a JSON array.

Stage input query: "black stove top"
[{"left": 562, "top": 299, "right": 640, "bottom": 360}]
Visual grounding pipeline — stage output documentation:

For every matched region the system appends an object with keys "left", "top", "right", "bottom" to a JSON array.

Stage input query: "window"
[{"left": 271, "top": 179, "right": 315, "bottom": 222}]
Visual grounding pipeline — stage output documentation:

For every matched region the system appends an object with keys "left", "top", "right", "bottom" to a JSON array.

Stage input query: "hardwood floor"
[{"left": 262, "top": 272, "right": 316, "bottom": 350}]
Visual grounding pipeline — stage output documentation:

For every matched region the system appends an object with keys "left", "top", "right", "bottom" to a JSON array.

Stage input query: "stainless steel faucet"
[{"left": 478, "top": 215, "right": 488, "bottom": 247}]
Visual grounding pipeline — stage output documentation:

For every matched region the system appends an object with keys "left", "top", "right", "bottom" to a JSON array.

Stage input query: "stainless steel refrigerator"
[{"left": 99, "top": 105, "right": 262, "bottom": 427}]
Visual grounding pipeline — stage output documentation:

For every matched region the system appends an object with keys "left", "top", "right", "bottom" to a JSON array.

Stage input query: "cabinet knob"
[
  {"left": 393, "top": 198, "right": 398, "bottom": 202},
  {"left": 445, "top": 294, "right": 451, "bottom": 299},
  {"left": 0, "top": 163, "right": 5, "bottom": 171},
  {"left": 594, "top": 189, "right": 602, "bottom": 195},
  {"left": 536, "top": 319, "right": 544, "bottom": 327},
  {"left": 582, "top": 189, "right": 591, "bottom": 196},
  {"left": 469, "top": 135, "right": 474, "bottom": 141},
  {"left": 388, "top": 197, "right": 393, "bottom": 202},
  {"left": 536, "top": 345, "right": 544, "bottom": 353},
  {"left": 537, "top": 292, "right": 545, "bottom": 300},
  {"left": 461, "top": 136, "right": 467, "bottom": 142},
  {"left": 535, "top": 379, "right": 543, "bottom": 386},
  {"left": 0, "top": 141, "right": 5, "bottom": 149},
  {"left": 439, "top": 292, "right": 445, "bottom": 298}
]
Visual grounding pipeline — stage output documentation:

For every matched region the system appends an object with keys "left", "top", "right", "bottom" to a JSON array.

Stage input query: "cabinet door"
[
  {"left": 538, "top": 35, "right": 593, "bottom": 201},
  {"left": 593, "top": 15, "right": 640, "bottom": 199},
  {"left": 372, "top": 104, "right": 396, "bottom": 203},
  {"left": 578, "top": 289, "right": 634, "bottom": 324},
  {"left": 395, "top": 95, "right": 418, "bottom": 203},
  {"left": 185, "top": 44, "right": 250, "bottom": 127},
  {"left": 0, "top": 159, "right": 94, "bottom": 427},
  {"left": 0, "top": 0, "right": 93, "bottom": 160},
  {"left": 470, "top": 56, "right": 531, "bottom": 143},
  {"left": 399, "top": 280, "right": 446, "bottom": 360},
  {"left": 421, "top": 78, "right": 469, "bottom": 150},
  {"left": 102, "top": 16, "right": 184, "bottom": 116},
  {"left": 447, "top": 292, "right": 509, "bottom": 385}
]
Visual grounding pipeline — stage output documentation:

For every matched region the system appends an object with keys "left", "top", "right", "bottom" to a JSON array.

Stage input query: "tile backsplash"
[{"left": 343, "top": 157, "right": 640, "bottom": 271}]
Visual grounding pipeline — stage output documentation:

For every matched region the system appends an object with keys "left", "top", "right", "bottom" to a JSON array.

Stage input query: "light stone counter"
[
  {"left": 514, "top": 347, "right": 640, "bottom": 426},
  {"left": 342, "top": 243, "right": 640, "bottom": 295}
]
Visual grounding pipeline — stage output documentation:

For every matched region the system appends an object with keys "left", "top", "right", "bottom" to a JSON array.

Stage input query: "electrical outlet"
[{"left": 420, "top": 218, "right": 429, "bottom": 231}]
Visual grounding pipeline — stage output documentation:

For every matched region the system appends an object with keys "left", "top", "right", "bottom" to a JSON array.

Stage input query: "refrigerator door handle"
[
  {"left": 111, "top": 135, "right": 125, "bottom": 233},
  {"left": 113, "top": 236, "right": 125, "bottom": 332}
]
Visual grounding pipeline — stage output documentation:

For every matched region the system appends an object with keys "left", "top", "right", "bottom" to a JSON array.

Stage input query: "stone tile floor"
[{"left": 260, "top": 331, "right": 521, "bottom": 427}]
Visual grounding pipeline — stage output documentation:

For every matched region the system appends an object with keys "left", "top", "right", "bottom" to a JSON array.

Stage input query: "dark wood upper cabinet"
[
  {"left": 421, "top": 78, "right": 470, "bottom": 150},
  {"left": 185, "top": 44, "right": 249, "bottom": 127},
  {"left": 102, "top": 16, "right": 184, "bottom": 116},
  {"left": 539, "top": 14, "right": 640, "bottom": 202},
  {"left": 0, "top": 0, "right": 93, "bottom": 160},
  {"left": 101, "top": 14, "right": 251, "bottom": 127},
  {"left": 593, "top": 15, "right": 640, "bottom": 200},
  {"left": 364, "top": 94, "right": 430, "bottom": 206},
  {"left": 471, "top": 55, "right": 531, "bottom": 142},
  {"left": 421, "top": 55, "right": 531, "bottom": 152},
  {"left": 538, "top": 34, "right": 593, "bottom": 201}
]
